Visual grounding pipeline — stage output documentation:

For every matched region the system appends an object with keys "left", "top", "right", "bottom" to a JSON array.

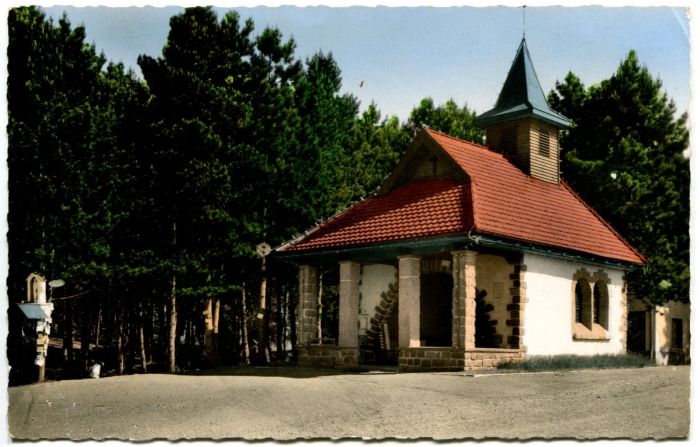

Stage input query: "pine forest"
[{"left": 7, "top": 6, "right": 689, "bottom": 382}]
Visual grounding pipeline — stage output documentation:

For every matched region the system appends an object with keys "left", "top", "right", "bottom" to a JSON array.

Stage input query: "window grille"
[{"left": 538, "top": 128, "right": 550, "bottom": 157}]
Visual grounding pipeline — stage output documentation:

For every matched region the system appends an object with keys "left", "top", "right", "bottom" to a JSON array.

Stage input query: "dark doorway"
[
  {"left": 420, "top": 272, "right": 453, "bottom": 347},
  {"left": 627, "top": 311, "right": 647, "bottom": 355},
  {"left": 375, "top": 300, "right": 400, "bottom": 366}
]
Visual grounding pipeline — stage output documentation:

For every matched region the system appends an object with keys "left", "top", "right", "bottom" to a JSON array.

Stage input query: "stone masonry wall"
[
  {"left": 452, "top": 251, "right": 477, "bottom": 349},
  {"left": 296, "top": 265, "right": 319, "bottom": 347},
  {"left": 298, "top": 346, "right": 359, "bottom": 367},
  {"left": 398, "top": 347, "right": 524, "bottom": 371},
  {"left": 619, "top": 275, "right": 628, "bottom": 352},
  {"left": 506, "top": 255, "right": 527, "bottom": 350}
]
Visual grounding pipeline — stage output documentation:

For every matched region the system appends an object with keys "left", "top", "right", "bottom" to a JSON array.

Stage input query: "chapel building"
[{"left": 273, "top": 39, "right": 649, "bottom": 370}]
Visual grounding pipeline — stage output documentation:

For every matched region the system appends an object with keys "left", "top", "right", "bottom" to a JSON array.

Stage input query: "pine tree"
[
  {"left": 548, "top": 51, "right": 689, "bottom": 305},
  {"left": 294, "top": 51, "right": 358, "bottom": 218},
  {"left": 405, "top": 97, "right": 484, "bottom": 143},
  {"left": 334, "top": 103, "right": 407, "bottom": 207}
]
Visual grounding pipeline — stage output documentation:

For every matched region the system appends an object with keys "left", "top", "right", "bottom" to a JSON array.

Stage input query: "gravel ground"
[{"left": 7, "top": 365, "right": 690, "bottom": 441}]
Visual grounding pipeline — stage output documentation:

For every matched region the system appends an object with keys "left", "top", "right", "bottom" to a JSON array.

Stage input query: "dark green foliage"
[
  {"left": 405, "top": 97, "right": 484, "bottom": 143},
  {"left": 333, "top": 104, "right": 407, "bottom": 208},
  {"left": 548, "top": 51, "right": 689, "bottom": 305},
  {"left": 498, "top": 354, "right": 653, "bottom": 371},
  {"left": 294, "top": 51, "right": 359, "bottom": 218},
  {"left": 138, "top": 7, "right": 257, "bottom": 299},
  {"left": 8, "top": 6, "right": 147, "bottom": 297}
]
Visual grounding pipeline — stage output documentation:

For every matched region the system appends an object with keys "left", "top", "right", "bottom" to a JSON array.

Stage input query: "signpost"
[{"left": 17, "top": 274, "right": 63, "bottom": 382}]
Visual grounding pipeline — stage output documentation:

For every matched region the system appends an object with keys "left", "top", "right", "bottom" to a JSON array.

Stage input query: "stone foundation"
[
  {"left": 398, "top": 347, "right": 525, "bottom": 371},
  {"left": 297, "top": 346, "right": 360, "bottom": 367}
]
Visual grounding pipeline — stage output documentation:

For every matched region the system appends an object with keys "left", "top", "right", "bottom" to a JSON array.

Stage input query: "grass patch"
[{"left": 497, "top": 354, "right": 653, "bottom": 372}]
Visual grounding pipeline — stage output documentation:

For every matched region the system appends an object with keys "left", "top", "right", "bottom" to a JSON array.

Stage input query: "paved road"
[{"left": 8, "top": 365, "right": 689, "bottom": 440}]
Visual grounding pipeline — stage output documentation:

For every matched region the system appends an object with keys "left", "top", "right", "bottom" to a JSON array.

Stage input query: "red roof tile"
[
  {"left": 282, "top": 178, "right": 473, "bottom": 252},
  {"left": 428, "top": 129, "right": 645, "bottom": 264},
  {"left": 280, "top": 129, "right": 646, "bottom": 265}
]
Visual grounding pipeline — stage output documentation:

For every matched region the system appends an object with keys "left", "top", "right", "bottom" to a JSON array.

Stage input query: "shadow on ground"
[{"left": 182, "top": 364, "right": 401, "bottom": 379}]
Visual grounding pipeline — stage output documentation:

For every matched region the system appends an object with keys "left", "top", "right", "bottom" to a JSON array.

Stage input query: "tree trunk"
[
  {"left": 213, "top": 296, "right": 221, "bottom": 366},
  {"left": 168, "top": 275, "right": 177, "bottom": 373},
  {"left": 203, "top": 294, "right": 216, "bottom": 367},
  {"left": 241, "top": 283, "right": 250, "bottom": 365},
  {"left": 117, "top": 296, "right": 125, "bottom": 375},
  {"left": 276, "top": 279, "right": 284, "bottom": 360},
  {"left": 95, "top": 301, "right": 101, "bottom": 351},
  {"left": 145, "top": 297, "right": 153, "bottom": 363},
  {"left": 318, "top": 269, "right": 323, "bottom": 340},
  {"left": 257, "top": 257, "right": 270, "bottom": 364},
  {"left": 80, "top": 298, "right": 90, "bottom": 370},
  {"left": 139, "top": 297, "right": 148, "bottom": 373},
  {"left": 162, "top": 294, "right": 168, "bottom": 364},
  {"left": 63, "top": 299, "right": 73, "bottom": 363}
]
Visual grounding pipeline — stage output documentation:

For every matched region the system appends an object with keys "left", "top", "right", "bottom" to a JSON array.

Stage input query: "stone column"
[
  {"left": 452, "top": 250, "right": 477, "bottom": 349},
  {"left": 398, "top": 255, "right": 421, "bottom": 348},
  {"left": 338, "top": 261, "right": 361, "bottom": 346},
  {"left": 297, "top": 265, "right": 319, "bottom": 347},
  {"left": 619, "top": 275, "right": 628, "bottom": 353}
]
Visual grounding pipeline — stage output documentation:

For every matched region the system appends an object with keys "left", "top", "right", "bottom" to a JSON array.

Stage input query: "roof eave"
[
  {"left": 475, "top": 107, "right": 571, "bottom": 129},
  {"left": 271, "top": 234, "right": 474, "bottom": 264},
  {"left": 272, "top": 230, "right": 644, "bottom": 270},
  {"left": 474, "top": 233, "right": 645, "bottom": 270}
]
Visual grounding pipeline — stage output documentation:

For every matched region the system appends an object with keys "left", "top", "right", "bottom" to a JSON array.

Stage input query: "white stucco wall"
[
  {"left": 358, "top": 264, "right": 397, "bottom": 333},
  {"left": 522, "top": 253, "right": 627, "bottom": 356}
]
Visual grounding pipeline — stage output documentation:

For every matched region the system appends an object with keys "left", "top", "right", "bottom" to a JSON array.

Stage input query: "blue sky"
[{"left": 34, "top": 2, "right": 690, "bottom": 122}]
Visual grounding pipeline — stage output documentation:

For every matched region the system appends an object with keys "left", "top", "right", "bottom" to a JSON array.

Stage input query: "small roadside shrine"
[
  {"left": 16, "top": 273, "right": 55, "bottom": 381},
  {"left": 273, "top": 39, "right": 647, "bottom": 371}
]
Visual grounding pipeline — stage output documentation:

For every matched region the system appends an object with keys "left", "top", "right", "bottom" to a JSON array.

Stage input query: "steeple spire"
[
  {"left": 475, "top": 38, "right": 571, "bottom": 129},
  {"left": 474, "top": 39, "right": 571, "bottom": 184}
]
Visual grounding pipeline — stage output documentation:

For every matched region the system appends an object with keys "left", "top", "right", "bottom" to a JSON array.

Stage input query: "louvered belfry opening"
[{"left": 538, "top": 128, "right": 550, "bottom": 157}]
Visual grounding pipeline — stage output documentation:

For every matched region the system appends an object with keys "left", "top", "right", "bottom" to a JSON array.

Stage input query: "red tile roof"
[
  {"left": 282, "top": 178, "right": 473, "bottom": 252},
  {"left": 280, "top": 129, "right": 646, "bottom": 265}
]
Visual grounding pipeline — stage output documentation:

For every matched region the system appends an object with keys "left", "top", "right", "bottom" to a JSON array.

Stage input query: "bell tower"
[{"left": 475, "top": 38, "right": 571, "bottom": 184}]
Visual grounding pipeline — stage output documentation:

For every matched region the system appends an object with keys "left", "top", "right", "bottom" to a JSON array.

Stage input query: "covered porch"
[{"left": 289, "top": 237, "right": 526, "bottom": 371}]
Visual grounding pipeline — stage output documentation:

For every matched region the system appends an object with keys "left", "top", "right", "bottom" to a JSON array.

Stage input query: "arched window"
[
  {"left": 575, "top": 278, "right": 592, "bottom": 330},
  {"left": 575, "top": 282, "right": 583, "bottom": 324},
  {"left": 572, "top": 270, "right": 610, "bottom": 340},
  {"left": 594, "top": 280, "right": 609, "bottom": 330}
]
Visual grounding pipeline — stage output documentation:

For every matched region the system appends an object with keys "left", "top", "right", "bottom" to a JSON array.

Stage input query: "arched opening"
[
  {"left": 594, "top": 280, "right": 609, "bottom": 330},
  {"left": 420, "top": 272, "right": 453, "bottom": 347},
  {"left": 475, "top": 288, "right": 498, "bottom": 348},
  {"left": 575, "top": 279, "right": 592, "bottom": 330}
]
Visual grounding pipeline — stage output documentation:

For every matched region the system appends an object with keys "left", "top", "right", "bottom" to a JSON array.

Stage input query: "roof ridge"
[
  {"left": 560, "top": 180, "right": 648, "bottom": 264},
  {"left": 425, "top": 127, "right": 501, "bottom": 155}
]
